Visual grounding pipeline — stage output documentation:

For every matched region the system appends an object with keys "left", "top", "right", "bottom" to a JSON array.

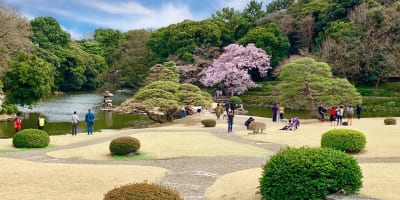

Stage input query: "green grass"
[{"left": 112, "top": 152, "right": 152, "bottom": 161}]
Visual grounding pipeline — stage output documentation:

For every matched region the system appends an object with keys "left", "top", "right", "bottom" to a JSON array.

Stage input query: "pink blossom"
[{"left": 200, "top": 43, "right": 271, "bottom": 94}]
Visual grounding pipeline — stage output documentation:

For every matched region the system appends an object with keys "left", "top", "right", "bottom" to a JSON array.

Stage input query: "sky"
[{"left": 3, "top": 0, "right": 271, "bottom": 40}]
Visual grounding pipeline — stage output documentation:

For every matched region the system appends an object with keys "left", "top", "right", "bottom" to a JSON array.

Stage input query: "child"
[{"left": 14, "top": 117, "right": 22, "bottom": 132}]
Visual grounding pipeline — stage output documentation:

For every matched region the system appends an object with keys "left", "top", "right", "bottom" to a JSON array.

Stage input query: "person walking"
[
  {"left": 85, "top": 109, "right": 95, "bottom": 135},
  {"left": 37, "top": 115, "right": 47, "bottom": 130},
  {"left": 14, "top": 117, "right": 22, "bottom": 132},
  {"left": 227, "top": 110, "right": 234, "bottom": 133},
  {"left": 71, "top": 111, "right": 80, "bottom": 136},
  {"left": 356, "top": 104, "right": 362, "bottom": 119}
]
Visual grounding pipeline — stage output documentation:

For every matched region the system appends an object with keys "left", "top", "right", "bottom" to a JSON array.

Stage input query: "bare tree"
[{"left": 0, "top": 4, "right": 32, "bottom": 75}]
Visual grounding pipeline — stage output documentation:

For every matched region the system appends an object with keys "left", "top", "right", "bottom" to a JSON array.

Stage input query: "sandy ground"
[
  {"left": 234, "top": 117, "right": 400, "bottom": 158},
  {"left": 48, "top": 131, "right": 271, "bottom": 160},
  {"left": 0, "top": 157, "right": 168, "bottom": 200},
  {"left": 1, "top": 115, "right": 399, "bottom": 199},
  {"left": 204, "top": 163, "right": 400, "bottom": 200}
]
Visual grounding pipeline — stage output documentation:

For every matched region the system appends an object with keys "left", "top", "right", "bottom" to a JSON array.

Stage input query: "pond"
[{"left": 0, "top": 92, "right": 153, "bottom": 139}]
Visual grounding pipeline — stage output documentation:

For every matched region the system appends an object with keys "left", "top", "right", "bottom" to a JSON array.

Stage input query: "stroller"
[{"left": 280, "top": 117, "right": 300, "bottom": 131}]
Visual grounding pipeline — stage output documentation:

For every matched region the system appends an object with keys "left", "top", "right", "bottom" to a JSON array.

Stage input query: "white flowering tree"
[{"left": 200, "top": 43, "right": 271, "bottom": 94}]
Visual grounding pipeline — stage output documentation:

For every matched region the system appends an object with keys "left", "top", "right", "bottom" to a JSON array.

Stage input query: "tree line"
[{"left": 0, "top": 0, "right": 399, "bottom": 105}]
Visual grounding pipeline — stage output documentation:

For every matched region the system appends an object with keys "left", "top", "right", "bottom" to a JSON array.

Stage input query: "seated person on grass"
[{"left": 245, "top": 117, "right": 255, "bottom": 129}]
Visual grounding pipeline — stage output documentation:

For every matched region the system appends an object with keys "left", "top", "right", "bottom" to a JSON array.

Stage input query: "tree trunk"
[{"left": 145, "top": 111, "right": 164, "bottom": 123}]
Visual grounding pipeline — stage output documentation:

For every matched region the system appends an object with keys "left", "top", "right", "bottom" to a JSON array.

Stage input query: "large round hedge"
[
  {"left": 12, "top": 129, "right": 50, "bottom": 148},
  {"left": 321, "top": 129, "right": 366, "bottom": 153},
  {"left": 104, "top": 182, "right": 183, "bottom": 200},
  {"left": 259, "top": 147, "right": 363, "bottom": 200},
  {"left": 109, "top": 136, "right": 141, "bottom": 156}
]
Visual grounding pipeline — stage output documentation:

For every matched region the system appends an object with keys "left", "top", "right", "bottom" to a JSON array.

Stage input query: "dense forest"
[{"left": 1, "top": 0, "right": 400, "bottom": 106}]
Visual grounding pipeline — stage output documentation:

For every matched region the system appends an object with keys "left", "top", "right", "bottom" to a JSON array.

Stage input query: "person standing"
[
  {"left": 85, "top": 109, "right": 95, "bottom": 135},
  {"left": 272, "top": 104, "right": 278, "bottom": 123},
  {"left": 227, "top": 110, "right": 234, "bottom": 133},
  {"left": 229, "top": 101, "right": 236, "bottom": 114},
  {"left": 37, "top": 115, "right": 47, "bottom": 130},
  {"left": 329, "top": 107, "right": 336, "bottom": 126},
  {"left": 180, "top": 106, "right": 186, "bottom": 118},
  {"left": 215, "top": 103, "right": 222, "bottom": 119},
  {"left": 336, "top": 106, "right": 345, "bottom": 126},
  {"left": 318, "top": 104, "right": 326, "bottom": 121},
  {"left": 279, "top": 105, "right": 285, "bottom": 121},
  {"left": 71, "top": 111, "right": 80, "bottom": 136},
  {"left": 347, "top": 105, "right": 354, "bottom": 126},
  {"left": 356, "top": 104, "right": 362, "bottom": 119},
  {"left": 14, "top": 117, "right": 22, "bottom": 132},
  {"left": 224, "top": 101, "right": 230, "bottom": 115}
]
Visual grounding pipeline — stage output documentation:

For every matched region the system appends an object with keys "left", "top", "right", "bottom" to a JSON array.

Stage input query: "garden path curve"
[{"left": 1, "top": 115, "right": 394, "bottom": 200}]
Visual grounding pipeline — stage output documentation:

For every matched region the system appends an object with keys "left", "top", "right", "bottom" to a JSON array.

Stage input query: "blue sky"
[{"left": 3, "top": 0, "right": 270, "bottom": 40}]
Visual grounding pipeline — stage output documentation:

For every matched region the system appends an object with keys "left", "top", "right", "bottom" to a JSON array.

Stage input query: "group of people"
[
  {"left": 318, "top": 104, "right": 362, "bottom": 126},
  {"left": 71, "top": 109, "right": 95, "bottom": 135},
  {"left": 212, "top": 102, "right": 236, "bottom": 133},
  {"left": 13, "top": 114, "right": 46, "bottom": 132},
  {"left": 13, "top": 109, "right": 96, "bottom": 136}
]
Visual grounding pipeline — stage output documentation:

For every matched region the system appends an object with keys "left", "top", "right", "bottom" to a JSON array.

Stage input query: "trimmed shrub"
[
  {"left": 321, "top": 129, "right": 366, "bottom": 153},
  {"left": 104, "top": 182, "right": 183, "bottom": 200},
  {"left": 12, "top": 129, "right": 50, "bottom": 148},
  {"left": 384, "top": 118, "right": 397, "bottom": 125},
  {"left": 109, "top": 136, "right": 141, "bottom": 156},
  {"left": 228, "top": 96, "right": 242, "bottom": 105},
  {"left": 201, "top": 119, "right": 216, "bottom": 127},
  {"left": 259, "top": 147, "right": 363, "bottom": 200}
]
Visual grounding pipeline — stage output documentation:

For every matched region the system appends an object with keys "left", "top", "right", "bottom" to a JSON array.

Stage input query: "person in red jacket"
[{"left": 14, "top": 117, "right": 22, "bottom": 132}]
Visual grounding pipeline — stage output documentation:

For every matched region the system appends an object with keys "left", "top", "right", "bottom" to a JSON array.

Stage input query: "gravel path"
[{"left": 0, "top": 115, "right": 391, "bottom": 200}]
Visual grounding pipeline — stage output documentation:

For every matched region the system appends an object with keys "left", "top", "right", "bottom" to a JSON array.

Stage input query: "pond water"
[{"left": 0, "top": 92, "right": 152, "bottom": 138}]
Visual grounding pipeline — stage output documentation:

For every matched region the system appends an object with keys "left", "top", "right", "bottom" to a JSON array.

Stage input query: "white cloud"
[
  {"left": 61, "top": 26, "right": 86, "bottom": 40},
  {"left": 53, "top": 1, "right": 194, "bottom": 31},
  {"left": 217, "top": 0, "right": 252, "bottom": 11},
  {"left": 79, "top": 0, "right": 156, "bottom": 16}
]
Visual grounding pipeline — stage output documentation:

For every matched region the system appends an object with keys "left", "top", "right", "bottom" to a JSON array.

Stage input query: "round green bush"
[
  {"left": 104, "top": 182, "right": 183, "bottom": 200},
  {"left": 12, "top": 129, "right": 50, "bottom": 148},
  {"left": 228, "top": 96, "right": 242, "bottom": 104},
  {"left": 109, "top": 136, "right": 141, "bottom": 155},
  {"left": 321, "top": 129, "right": 366, "bottom": 153},
  {"left": 259, "top": 147, "right": 363, "bottom": 200},
  {"left": 201, "top": 119, "right": 216, "bottom": 127},
  {"left": 384, "top": 118, "right": 396, "bottom": 125}
]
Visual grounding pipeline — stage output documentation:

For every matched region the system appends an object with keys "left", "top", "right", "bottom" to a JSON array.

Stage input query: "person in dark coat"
[
  {"left": 272, "top": 104, "right": 278, "bottom": 123},
  {"left": 356, "top": 104, "right": 362, "bottom": 119},
  {"left": 229, "top": 102, "right": 235, "bottom": 114}
]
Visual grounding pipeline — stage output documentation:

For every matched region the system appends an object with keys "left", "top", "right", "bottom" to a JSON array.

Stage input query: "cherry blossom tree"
[{"left": 200, "top": 43, "right": 271, "bottom": 94}]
